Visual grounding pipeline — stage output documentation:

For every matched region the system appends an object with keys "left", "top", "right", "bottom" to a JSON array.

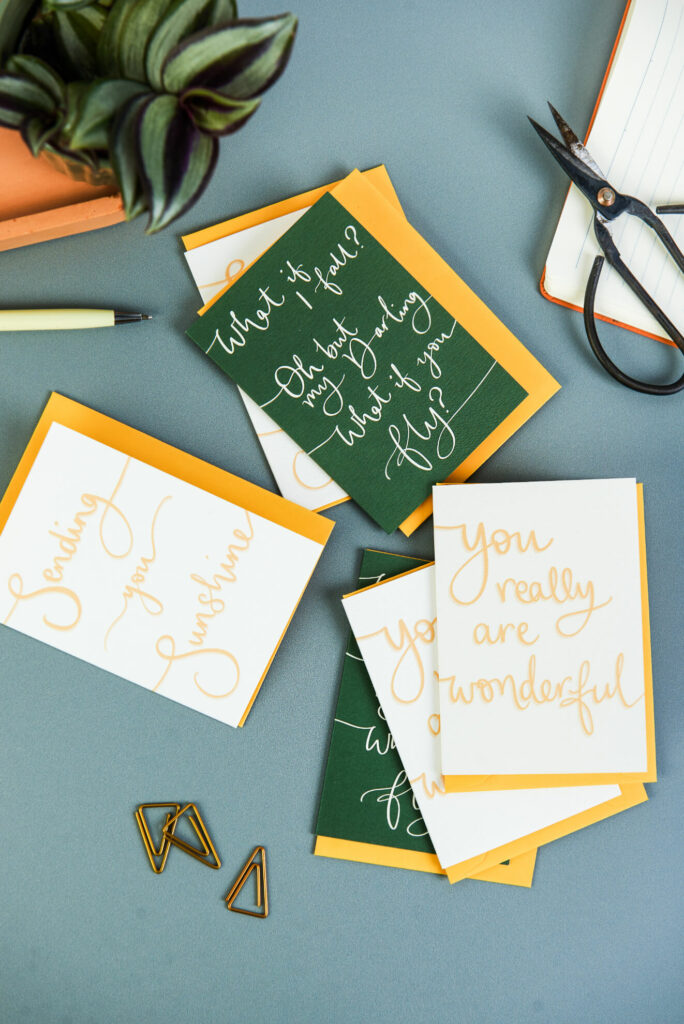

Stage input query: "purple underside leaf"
[
  {"left": 182, "top": 87, "right": 259, "bottom": 136},
  {"left": 161, "top": 15, "right": 297, "bottom": 99},
  {"left": 137, "top": 93, "right": 218, "bottom": 232}
]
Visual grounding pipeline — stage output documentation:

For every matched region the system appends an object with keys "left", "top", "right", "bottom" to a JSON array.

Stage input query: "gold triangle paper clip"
[
  {"left": 225, "top": 846, "right": 268, "bottom": 918},
  {"left": 135, "top": 803, "right": 181, "bottom": 874},
  {"left": 162, "top": 802, "right": 221, "bottom": 869}
]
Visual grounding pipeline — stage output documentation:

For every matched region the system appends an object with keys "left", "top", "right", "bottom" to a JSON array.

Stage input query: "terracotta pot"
[{"left": 0, "top": 126, "right": 124, "bottom": 252}]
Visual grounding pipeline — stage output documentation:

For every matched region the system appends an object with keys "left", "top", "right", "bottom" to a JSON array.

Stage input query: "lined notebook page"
[{"left": 543, "top": 0, "right": 684, "bottom": 339}]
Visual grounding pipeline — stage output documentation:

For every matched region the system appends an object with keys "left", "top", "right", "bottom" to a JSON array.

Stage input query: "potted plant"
[{"left": 0, "top": 0, "right": 297, "bottom": 231}]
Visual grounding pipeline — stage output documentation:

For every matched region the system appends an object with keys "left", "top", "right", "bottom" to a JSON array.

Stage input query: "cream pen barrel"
[{"left": 0, "top": 309, "right": 152, "bottom": 331}]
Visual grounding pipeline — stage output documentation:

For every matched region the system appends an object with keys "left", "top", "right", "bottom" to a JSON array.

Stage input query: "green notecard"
[
  {"left": 315, "top": 549, "right": 435, "bottom": 856},
  {"left": 186, "top": 190, "right": 528, "bottom": 532}
]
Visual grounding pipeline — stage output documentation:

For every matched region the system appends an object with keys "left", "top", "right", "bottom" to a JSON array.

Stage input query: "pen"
[{"left": 0, "top": 309, "right": 153, "bottom": 331}]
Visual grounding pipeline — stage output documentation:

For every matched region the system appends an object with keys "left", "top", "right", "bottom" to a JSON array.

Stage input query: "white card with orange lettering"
[
  {"left": 0, "top": 395, "right": 332, "bottom": 728},
  {"left": 433, "top": 480, "right": 656, "bottom": 790},
  {"left": 342, "top": 561, "right": 647, "bottom": 883}
]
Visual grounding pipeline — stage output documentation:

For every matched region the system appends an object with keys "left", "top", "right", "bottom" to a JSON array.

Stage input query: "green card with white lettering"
[
  {"left": 315, "top": 549, "right": 436, "bottom": 861},
  {"left": 186, "top": 173, "right": 558, "bottom": 532}
]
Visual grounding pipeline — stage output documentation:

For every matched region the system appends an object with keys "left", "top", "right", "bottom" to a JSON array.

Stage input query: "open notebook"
[{"left": 542, "top": 0, "right": 684, "bottom": 342}]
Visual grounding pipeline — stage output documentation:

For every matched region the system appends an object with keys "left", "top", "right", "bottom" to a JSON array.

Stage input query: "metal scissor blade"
[
  {"left": 547, "top": 102, "right": 605, "bottom": 179},
  {"left": 528, "top": 115, "right": 609, "bottom": 210}
]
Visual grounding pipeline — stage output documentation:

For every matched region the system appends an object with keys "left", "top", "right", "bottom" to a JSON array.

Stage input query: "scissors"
[{"left": 529, "top": 104, "right": 684, "bottom": 396}]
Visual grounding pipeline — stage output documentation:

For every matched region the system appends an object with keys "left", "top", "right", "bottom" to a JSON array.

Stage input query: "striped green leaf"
[
  {"left": 0, "top": 0, "right": 37, "bottom": 64},
  {"left": 138, "top": 93, "right": 217, "bottom": 232},
  {"left": 53, "top": 5, "right": 108, "bottom": 78},
  {"left": 96, "top": 0, "right": 140, "bottom": 76},
  {"left": 42, "top": 0, "right": 101, "bottom": 10},
  {"left": 145, "top": 0, "right": 216, "bottom": 90},
  {"left": 62, "top": 78, "right": 146, "bottom": 149},
  {"left": 109, "top": 92, "right": 151, "bottom": 218},
  {"left": 21, "top": 111, "right": 62, "bottom": 154},
  {"left": 5, "top": 55, "right": 65, "bottom": 105},
  {"left": 207, "top": 0, "right": 238, "bottom": 22},
  {"left": 0, "top": 73, "right": 56, "bottom": 128},
  {"left": 219, "top": 15, "right": 296, "bottom": 100},
  {"left": 162, "top": 14, "right": 297, "bottom": 98},
  {"left": 108, "top": 0, "right": 178, "bottom": 83},
  {"left": 183, "top": 86, "right": 258, "bottom": 136}
]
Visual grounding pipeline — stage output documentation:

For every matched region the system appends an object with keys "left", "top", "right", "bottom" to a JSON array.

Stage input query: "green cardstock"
[
  {"left": 186, "top": 192, "right": 528, "bottom": 533},
  {"left": 315, "top": 549, "right": 435, "bottom": 854}
]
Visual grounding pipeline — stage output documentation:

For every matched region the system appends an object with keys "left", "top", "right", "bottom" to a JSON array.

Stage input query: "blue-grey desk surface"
[{"left": 1, "top": 3, "right": 681, "bottom": 1022}]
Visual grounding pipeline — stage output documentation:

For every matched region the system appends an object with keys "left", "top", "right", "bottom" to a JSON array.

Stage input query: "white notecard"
[
  {"left": 433, "top": 479, "right": 655, "bottom": 788},
  {"left": 0, "top": 404, "right": 331, "bottom": 728}
]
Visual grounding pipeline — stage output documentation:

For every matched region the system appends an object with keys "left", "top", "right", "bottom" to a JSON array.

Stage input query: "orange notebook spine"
[{"left": 538, "top": 0, "right": 675, "bottom": 348}]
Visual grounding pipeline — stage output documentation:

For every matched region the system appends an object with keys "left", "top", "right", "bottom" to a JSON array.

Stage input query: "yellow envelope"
[{"left": 314, "top": 835, "right": 537, "bottom": 888}]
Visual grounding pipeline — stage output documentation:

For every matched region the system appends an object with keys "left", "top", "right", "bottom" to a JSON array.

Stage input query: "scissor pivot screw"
[{"left": 597, "top": 187, "right": 616, "bottom": 207}]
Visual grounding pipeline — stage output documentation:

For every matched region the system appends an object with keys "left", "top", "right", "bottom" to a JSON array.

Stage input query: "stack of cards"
[
  {"left": 184, "top": 167, "right": 559, "bottom": 535},
  {"left": 318, "top": 479, "right": 654, "bottom": 886}
]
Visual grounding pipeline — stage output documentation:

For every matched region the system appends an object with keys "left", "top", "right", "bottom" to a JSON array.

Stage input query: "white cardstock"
[
  {"left": 0, "top": 423, "right": 325, "bottom": 727},
  {"left": 342, "top": 563, "right": 622, "bottom": 875},
  {"left": 185, "top": 208, "right": 348, "bottom": 512},
  {"left": 433, "top": 479, "right": 650, "bottom": 779}
]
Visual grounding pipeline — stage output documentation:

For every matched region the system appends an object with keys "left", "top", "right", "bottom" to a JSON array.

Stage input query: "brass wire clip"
[
  {"left": 162, "top": 802, "right": 221, "bottom": 869},
  {"left": 134, "top": 803, "right": 181, "bottom": 874},
  {"left": 225, "top": 846, "right": 269, "bottom": 918}
]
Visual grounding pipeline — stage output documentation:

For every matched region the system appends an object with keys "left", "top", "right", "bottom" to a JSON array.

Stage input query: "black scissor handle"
[
  {"left": 583, "top": 255, "right": 684, "bottom": 396},
  {"left": 621, "top": 197, "right": 684, "bottom": 273},
  {"left": 593, "top": 215, "right": 684, "bottom": 343}
]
